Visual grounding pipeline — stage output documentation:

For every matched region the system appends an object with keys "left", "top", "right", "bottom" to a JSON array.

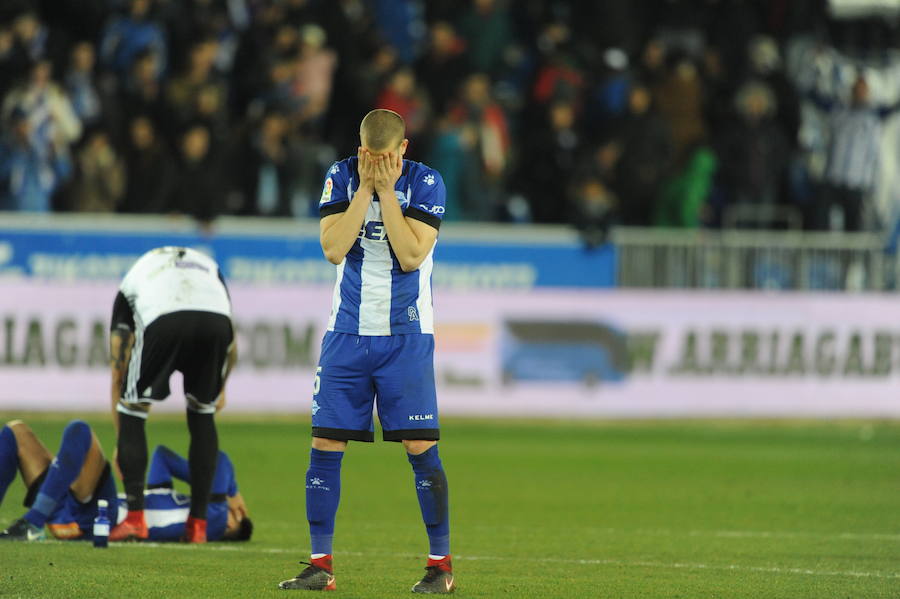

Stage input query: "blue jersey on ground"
[
  {"left": 118, "top": 446, "right": 238, "bottom": 541},
  {"left": 318, "top": 156, "right": 446, "bottom": 336},
  {"left": 115, "top": 488, "right": 230, "bottom": 542},
  {"left": 42, "top": 446, "right": 237, "bottom": 541}
]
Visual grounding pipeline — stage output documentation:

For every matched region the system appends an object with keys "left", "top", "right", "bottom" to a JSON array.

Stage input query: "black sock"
[
  {"left": 118, "top": 413, "right": 148, "bottom": 511},
  {"left": 186, "top": 410, "right": 218, "bottom": 519}
]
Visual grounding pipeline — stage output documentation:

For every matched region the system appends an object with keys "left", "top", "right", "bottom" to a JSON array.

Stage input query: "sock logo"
[
  {"left": 307, "top": 477, "right": 330, "bottom": 491},
  {"left": 417, "top": 479, "right": 432, "bottom": 490}
]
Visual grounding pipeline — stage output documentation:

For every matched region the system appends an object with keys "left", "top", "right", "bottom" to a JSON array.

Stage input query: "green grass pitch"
[{"left": 0, "top": 414, "right": 898, "bottom": 598}]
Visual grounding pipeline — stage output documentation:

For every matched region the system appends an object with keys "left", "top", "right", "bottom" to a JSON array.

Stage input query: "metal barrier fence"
[{"left": 612, "top": 228, "right": 900, "bottom": 291}]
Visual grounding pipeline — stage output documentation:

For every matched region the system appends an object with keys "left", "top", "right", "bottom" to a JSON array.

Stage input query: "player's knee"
[
  {"left": 117, "top": 400, "right": 150, "bottom": 416},
  {"left": 185, "top": 393, "right": 216, "bottom": 415},
  {"left": 403, "top": 439, "right": 436, "bottom": 455},
  {"left": 5, "top": 419, "right": 28, "bottom": 434},
  {"left": 312, "top": 437, "right": 347, "bottom": 452},
  {"left": 151, "top": 444, "right": 169, "bottom": 458},
  {"left": 62, "top": 420, "right": 92, "bottom": 452},
  {"left": 64, "top": 419, "right": 90, "bottom": 434}
]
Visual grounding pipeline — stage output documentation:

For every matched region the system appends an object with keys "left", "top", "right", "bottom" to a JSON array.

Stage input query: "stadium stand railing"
[
  {"left": 612, "top": 227, "right": 899, "bottom": 291},
  {"left": 3, "top": 212, "right": 897, "bottom": 292}
]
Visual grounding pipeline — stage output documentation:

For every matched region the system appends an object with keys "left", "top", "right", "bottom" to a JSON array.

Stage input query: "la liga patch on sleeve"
[{"left": 320, "top": 177, "right": 334, "bottom": 205}]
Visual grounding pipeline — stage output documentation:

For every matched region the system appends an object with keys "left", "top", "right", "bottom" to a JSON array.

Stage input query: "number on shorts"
[{"left": 313, "top": 366, "right": 322, "bottom": 395}]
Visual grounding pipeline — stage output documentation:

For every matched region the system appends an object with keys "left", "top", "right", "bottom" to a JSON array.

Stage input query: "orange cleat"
[
  {"left": 109, "top": 511, "right": 148, "bottom": 542},
  {"left": 183, "top": 515, "right": 207, "bottom": 543},
  {"left": 47, "top": 521, "right": 84, "bottom": 540}
]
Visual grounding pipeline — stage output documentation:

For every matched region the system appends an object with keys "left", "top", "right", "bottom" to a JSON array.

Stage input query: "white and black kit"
[{"left": 111, "top": 247, "right": 233, "bottom": 417}]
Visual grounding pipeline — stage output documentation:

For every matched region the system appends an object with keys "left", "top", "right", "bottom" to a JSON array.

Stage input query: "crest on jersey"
[
  {"left": 395, "top": 190, "right": 410, "bottom": 210},
  {"left": 320, "top": 177, "right": 334, "bottom": 205},
  {"left": 407, "top": 306, "right": 419, "bottom": 321}
]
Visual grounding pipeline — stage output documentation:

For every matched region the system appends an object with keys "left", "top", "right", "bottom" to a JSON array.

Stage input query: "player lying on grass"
[{"left": 0, "top": 419, "right": 252, "bottom": 542}]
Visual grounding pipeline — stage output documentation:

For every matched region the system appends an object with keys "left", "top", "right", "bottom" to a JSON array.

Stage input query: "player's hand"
[
  {"left": 372, "top": 151, "right": 402, "bottom": 196},
  {"left": 228, "top": 491, "right": 249, "bottom": 521},
  {"left": 357, "top": 146, "right": 376, "bottom": 193},
  {"left": 215, "top": 391, "right": 226, "bottom": 412}
]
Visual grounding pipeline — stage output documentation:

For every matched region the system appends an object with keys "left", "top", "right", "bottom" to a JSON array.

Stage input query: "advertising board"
[{"left": 1, "top": 282, "right": 897, "bottom": 417}]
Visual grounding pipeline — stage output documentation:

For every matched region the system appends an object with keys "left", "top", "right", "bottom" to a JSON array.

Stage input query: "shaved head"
[{"left": 360, "top": 109, "right": 406, "bottom": 153}]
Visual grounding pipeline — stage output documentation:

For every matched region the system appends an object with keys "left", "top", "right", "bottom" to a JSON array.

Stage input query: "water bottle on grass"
[{"left": 93, "top": 499, "right": 110, "bottom": 548}]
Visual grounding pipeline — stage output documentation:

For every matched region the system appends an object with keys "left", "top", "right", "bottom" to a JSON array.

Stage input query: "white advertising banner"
[{"left": 1, "top": 281, "right": 899, "bottom": 417}]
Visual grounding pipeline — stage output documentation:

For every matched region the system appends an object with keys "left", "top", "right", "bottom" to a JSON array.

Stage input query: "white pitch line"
[
  {"left": 260, "top": 521, "right": 900, "bottom": 542},
  {"left": 110, "top": 544, "right": 900, "bottom": 580},
  {"left": 659, "top": 528, "right": 900, "bottom": 542}
]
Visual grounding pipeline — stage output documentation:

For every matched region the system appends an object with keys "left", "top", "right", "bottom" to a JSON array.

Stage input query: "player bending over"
[
  {"left": 278, "top": 109, "right": 454, "bottom": 594},
  {"left": 109, "top": 246, "right": 237, "bottom": 543},
  {"left": 0, "top": 419, "right": 252, "bottom": 542}
]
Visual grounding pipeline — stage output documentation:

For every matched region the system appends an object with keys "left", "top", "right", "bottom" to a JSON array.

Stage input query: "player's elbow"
[
  {"left": 322, "top": 247, "right": 345, "bottom": 265},
  {"left": 398, "top": 254, "right": 424, "bottom": 272}
]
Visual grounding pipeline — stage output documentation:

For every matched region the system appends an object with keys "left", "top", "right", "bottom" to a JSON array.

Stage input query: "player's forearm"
[
  {"left": 320, "top": 190, "right": 371, "bottom": 264},
  {"left": 110, "top": 377, "right": 121, "bottom": 434},
  {"left": 109, "top": 329, "right": 134, "bottom": 435},
  {"left": 379, "top": 189, "right": 429, "bottom": 271}
]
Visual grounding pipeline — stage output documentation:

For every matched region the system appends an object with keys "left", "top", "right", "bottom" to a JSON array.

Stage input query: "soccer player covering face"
[
  {"left": 278, "top": 110, "right": 455, "bottom": 594},
  {"left": 0, "top": 420, "right": 252, "bottom": 542},
  {"left": 108, "top": 246, "right": 237, "bottom": 543}
]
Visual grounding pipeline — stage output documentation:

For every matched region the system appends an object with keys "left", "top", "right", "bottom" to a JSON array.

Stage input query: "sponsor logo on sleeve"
[
  {"left": 319, "top": 177, "right": 334, "bottom": 205},
  {"left": 419, "top": 204, "right": 445, "bottom": 215}
]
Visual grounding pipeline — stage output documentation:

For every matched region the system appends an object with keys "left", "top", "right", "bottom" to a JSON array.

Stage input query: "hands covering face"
[{"left": 358, "top": 146, "right": 402, "bottom": 194}]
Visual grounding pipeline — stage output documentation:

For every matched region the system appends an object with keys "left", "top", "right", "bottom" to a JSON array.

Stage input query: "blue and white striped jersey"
[
  {"left": 319, "top": 156, "right": 446, "bottom": 336},
  {"left": 114, "top": 489, "right": 230, "bottom": 541}
]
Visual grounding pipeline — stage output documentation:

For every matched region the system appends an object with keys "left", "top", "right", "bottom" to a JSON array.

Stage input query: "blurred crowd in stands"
[{"left": 1, "top": 0, "right": 900, "bottom": 236}]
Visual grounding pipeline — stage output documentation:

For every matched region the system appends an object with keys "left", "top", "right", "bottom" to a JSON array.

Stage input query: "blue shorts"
[
  {"left": 27, "top": 463, "right": 117, "bottom": 540},
  {"left": 312, "top": 331, "right": 439, "bottom": 442}
]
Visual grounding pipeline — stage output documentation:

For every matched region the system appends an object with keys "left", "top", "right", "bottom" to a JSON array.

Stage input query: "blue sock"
[
  {"left": 306, "top": 448, "right": 343, "bottom": 555},
  {"left": 24, "top": 420, "right": 92, "bottom": 528},
  {"left": 408, "top": 445, "right": 450, "bottom": 556},
  {"left": 0, "top": 425, "right": 18, "bottom": 506}
]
